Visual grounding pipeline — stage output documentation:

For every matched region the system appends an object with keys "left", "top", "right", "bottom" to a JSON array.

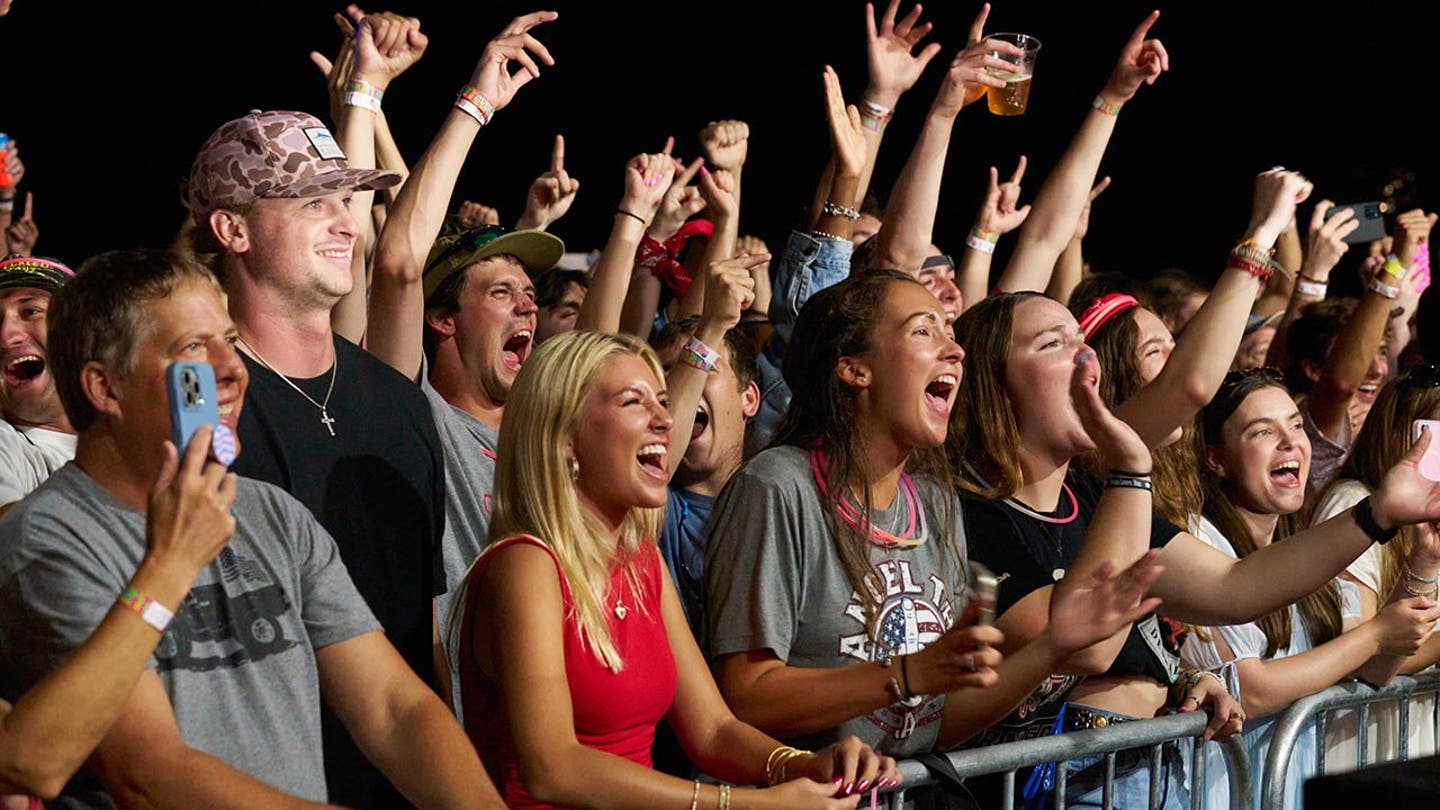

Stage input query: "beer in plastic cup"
[{"left": 985, "top": 34, "right": 1041, "bottom": 116}]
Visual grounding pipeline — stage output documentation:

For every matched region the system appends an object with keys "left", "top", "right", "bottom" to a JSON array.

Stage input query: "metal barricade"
[
  {"left": 881, "top": 711, "right": 1253, "bottom": 810},
  {"left": 1260, "top": 670, "right": 1440, "bottom": 810}
]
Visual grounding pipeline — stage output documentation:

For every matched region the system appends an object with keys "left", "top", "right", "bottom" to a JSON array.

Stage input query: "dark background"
[{"left": 2, "top": 1, "right": 1436, "bottom": 284}]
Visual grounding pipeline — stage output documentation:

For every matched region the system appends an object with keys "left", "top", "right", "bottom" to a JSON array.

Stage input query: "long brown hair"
[
  {"left": 1200, "top": 369, "right": 1343, "bottom": 656},
  {"left": 948, "top": 291, "right": 1046, "bottom": 498},
  {"left": 1325, "top": 366, "right": 1440, "bottom": 600},
  {"left": 1077, "top": 304, "right": 1205, "bottom": 527},
  {"left": 773, "top": 271, "right": 963, "bottom": 631}
]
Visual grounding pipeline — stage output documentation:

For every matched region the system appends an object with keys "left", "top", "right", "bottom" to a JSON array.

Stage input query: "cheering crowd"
[{"left": 2, "top": 2, "right": 1439, "bottom": 809}]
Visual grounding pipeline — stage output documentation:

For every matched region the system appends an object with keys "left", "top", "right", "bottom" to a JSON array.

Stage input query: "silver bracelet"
[
  {"left": 822, "top": 201, "right": 861, "bottom": 221},
  {"left": 1404, "top": 561, "right": 1440, "bottom": 585}
]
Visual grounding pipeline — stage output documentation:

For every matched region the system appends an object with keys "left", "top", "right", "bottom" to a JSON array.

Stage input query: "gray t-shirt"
[
  {"left": 0, "top": 463, "right": 380, "bottom": 808},
  {"left": 418, "top": 370, "right": 498, "bottom": 713},
  {"left": 704, "top": 446, "right": 970, "bottom": 756}
]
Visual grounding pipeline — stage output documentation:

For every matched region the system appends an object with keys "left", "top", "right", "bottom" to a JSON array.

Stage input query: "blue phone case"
[{"left": 166, "top": 362, "right": 220, "bottom": 455}]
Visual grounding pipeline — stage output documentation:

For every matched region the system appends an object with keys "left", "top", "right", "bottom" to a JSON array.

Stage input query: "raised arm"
[
  {"left": 807, "top": 0, "right": 942, "bottom": 228},
  {"left": 1044, "top": 176, "right": 1108, "bottom": 306},
  {"left": 1155, "top": 431, "right": 1440, "bottom": 625},
  {"left": 0, "top": 433, "right": 235, "bottom": 799},
  {"left": 515, "top": 134, "right": 580, "bottom": 232},
  {"left": 369, "top": 11, "right": 557, "bottom": 378},
  {"left": 956, "top": 157, "right": 1034, "bottom": 312},
  {"left": 2, "top": 192, "right": 36, "bottom": 259},
  {"left": 1263, "top": 201, "right": 1359, "bottom": 371},
  {"left": 328, "top": 7, "right": 427, "bottom": 344},
  {"left": 576, "top": 153, "right": 675, "bottom": 335},
  {"left": 1001, "top": 11, "right": 1168, "bottom": 291},
  {"left": 1116, "top": 170, "right": 1310, "bottom": 447},
  {"left": 872, "top": 8, "right": 1017, "bottom": 274}
]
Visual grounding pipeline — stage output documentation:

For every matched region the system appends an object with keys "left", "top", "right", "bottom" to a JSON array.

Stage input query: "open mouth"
[
  {"left": 637, "top": 442, "right": 668, "bottom": 479},
  {"left": 690, "top": 410, "right": 710, "bottom": 442},
  {"left": 924, "top": 374, "right": 957, "bottom": 414},
  {"left": 3, "top": 354, "right": 45, "bottom": 387},
  {"left": 1357, "top": 383, "right": 1379, "bottom": 403},
  {"left": 316, "top": 247, "right": 351, "bottom": 262},
  {"left": 501, "top": 330, "right": 533, "bottom": 371},
  {"left": 1269, "top": 459, "right": 1302, "bottom": 488}
]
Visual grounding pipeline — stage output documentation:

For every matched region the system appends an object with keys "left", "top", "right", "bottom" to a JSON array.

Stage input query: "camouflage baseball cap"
[{"left": 182, "top": 110, "right": 401, "bottom": 217}]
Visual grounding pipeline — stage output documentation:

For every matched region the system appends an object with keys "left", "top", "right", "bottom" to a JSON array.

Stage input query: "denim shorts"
[{"left": 1062, "top": 707, "right": 1189, "bottom": 810}]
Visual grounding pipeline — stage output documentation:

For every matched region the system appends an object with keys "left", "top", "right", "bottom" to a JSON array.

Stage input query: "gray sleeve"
[
  {"left": 0, "top": 513, "right": 129, "bottom": 691},
  {"left": 703, "top": 465, "right": 806, "bottom": 663},
  {"left": 287, "top": 505, "right": 383, "bottom": 649}
]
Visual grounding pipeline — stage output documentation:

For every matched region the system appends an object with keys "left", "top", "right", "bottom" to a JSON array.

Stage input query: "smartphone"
[
  {"left": 1325, "top": 201, "right": 1387, "bottom": 245},
  {"left": 1413, "top": 420, "right": 1440, "bottom": 482},
  {"left": 166, "top": 362, "right": 234, "bottom": 466},
  {"left": 968, "top": 562, "right": 999, "bottom": 625}
]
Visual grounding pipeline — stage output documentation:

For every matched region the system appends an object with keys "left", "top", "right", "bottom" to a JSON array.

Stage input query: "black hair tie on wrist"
[{"left": 1353, "top": 496, "right": 1399, "bottom": 545}]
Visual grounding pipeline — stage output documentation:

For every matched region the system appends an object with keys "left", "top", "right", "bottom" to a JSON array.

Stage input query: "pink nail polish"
[
  {"left": 843, "top": 782, "right": 854, "bottom": 795},
  {"left": 699, "top": 166, "right": 710, "bottom": 177},
  {"left": 857, "top": 780, "right": 871, "bottom": 792}
]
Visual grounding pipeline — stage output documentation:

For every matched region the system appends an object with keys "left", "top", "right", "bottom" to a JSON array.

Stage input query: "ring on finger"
[{"left": 965, "top": 652, "right": 976, "bottom": 671}]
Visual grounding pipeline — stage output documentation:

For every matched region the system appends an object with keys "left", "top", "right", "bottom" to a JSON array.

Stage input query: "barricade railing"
[
  {"left": 1260, "top": 670, "right": 1440, "bottom": 810},
  {"left": 881, "top": 711, "right": 1253, "bottom": 810}
]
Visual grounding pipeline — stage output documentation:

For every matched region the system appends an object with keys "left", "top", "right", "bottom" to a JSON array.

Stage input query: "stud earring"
[{"left": 568, "top": 457, "right": 579, "bottom": 481}]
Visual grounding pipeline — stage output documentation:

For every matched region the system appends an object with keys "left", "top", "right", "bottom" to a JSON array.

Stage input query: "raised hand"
[
  {"left": 649, "top": 157, "right": 706, "bottom": 241},
  {"left": 701, "top": 254, "right": 763, "bottom": 332},
  {"left": 864, "top": 0, "right": 943, "bottom": 107},
  {"left": 1393, "top": 208, "right": 1439, "bottom": 268},
  {"left": 620, "top": 153, "right": 677, "bottom": 227},
  {"left": 1049, "top": 551, "right": 1164, "bottom": 653},
  {"left": 1071, "top": 349, "right": 1152, "bottom": 474},
  {"left": 1101, "top": 10, "right": 1170, "bottom": 105},
  {"left": 469, "top": 11, "right": 558, "bottom": 114},
  {"left": 698, "top": 167, "right": 737, "bottom": 218},
  {"left": 931, "top": 15, "right": 1023, "bottom": 118},
  {"left": 788, "top": 736, "right": 901, "bottom": 798},
  {"left": 905, "top": 596, "right": 1005, "bottom": 696},
  {"left": 823, "top": 66, "right": 867, "bottom": 178},
  {"left": 1073, "top": 176, "right": 1112, "bottom": 241},
  {"left": 518, "top": 134, "right": 580, "bottom": 231},
  {"left": 146, "top": 426, "right": 238, "bottom": 581},
  {"left": 1246, "top": 168, "right": 1313, "bottom": 246},
  {"left": 1, "top": 139, "right": 22, "bottom": 188},
  {"left": 456, "top": 200, "right": 500, "bottom": 229},
  {"left": 1300, "top": 201, "right": 1357, "bottom": 281},
  {"left": 699, "top": 120, "right": 749, "bottom": 173},
  {"left": 345, "top": 5, "right": 428, "bottom": 87},
  {"left": 1373, "top": 428, "right": 1440, "bottom": 529},
  {"left": 4, "top": 192, "right": 36, "bottom": 257},
  {"left": 976, "top": 156, "right": 1033, "bottom": 236}
]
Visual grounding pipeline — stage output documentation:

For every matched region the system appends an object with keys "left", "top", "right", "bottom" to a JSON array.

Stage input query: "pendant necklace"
[{"left": 239, "top": 336, "right": 339, "bottom": 436}]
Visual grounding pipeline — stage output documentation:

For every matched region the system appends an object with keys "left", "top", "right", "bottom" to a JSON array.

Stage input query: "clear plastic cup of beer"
[{"left": 985, "top": 34, "right": 1041, "bottom": 116}]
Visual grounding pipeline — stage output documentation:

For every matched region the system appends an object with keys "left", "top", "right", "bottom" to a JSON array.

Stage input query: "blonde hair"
[{"left": 451, "top": 330, "right": 664, "bottom": 673}]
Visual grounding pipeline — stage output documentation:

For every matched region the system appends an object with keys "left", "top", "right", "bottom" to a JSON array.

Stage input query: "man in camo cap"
[{"left": 179, "top": 22, "right": 475, "bottom": 804}]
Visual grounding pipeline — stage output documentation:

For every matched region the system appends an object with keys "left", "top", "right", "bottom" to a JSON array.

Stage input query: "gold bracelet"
[
  {"left": 690, "top": 780, "right": 701, "bottom": 810},
  {"left": 716, "top": 784, "right": 731, "bottom": 810}
]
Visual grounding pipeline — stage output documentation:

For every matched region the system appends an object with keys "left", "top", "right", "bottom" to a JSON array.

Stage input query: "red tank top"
[{"left": 459, "top": 536, "right": 679, "bottom": 809}]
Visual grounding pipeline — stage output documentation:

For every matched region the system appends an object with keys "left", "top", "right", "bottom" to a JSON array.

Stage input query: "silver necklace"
[{"left": 238, "top": 336, "right": 339, "bottom": 436}]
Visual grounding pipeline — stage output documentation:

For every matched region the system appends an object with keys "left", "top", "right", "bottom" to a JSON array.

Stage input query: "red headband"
[{"left": 1077, "top": 293, "right": 1140, "bottom": 340}]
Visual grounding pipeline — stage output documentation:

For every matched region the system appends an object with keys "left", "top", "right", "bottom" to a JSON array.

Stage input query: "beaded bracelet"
[
  {"left": 118, "top": 586, "right": 175, "bottom": 633},
  {"left": 811, "top": 229, "right": 846, "bottom": 242},
  {"left": 1225, "top": 254, "right": 1272, "bottom": 284},
  {"left": 454, "top": 85, "right": 496, "bottom": 126},
  {"left": 1404, "top": 561, "right": 1440, "bottom": 586}
]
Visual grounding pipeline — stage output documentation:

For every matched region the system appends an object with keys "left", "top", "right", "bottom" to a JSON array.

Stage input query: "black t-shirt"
[
  {"left": 234, "top": 335, "right": 446, "bottom": 809},
  {"left": 961, "top": 470, "right": 1186, "bottom": 746}
]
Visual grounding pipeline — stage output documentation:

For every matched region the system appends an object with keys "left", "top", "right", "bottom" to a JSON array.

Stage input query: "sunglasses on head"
[{"left": 427, "top": 224, "right": 507, "bottom": 274}]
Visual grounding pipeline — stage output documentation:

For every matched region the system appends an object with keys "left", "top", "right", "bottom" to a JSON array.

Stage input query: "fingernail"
[
  {"left": 832, "top": 777, "right": 844, "bottom": 786},
  {"left": 1075, "top": 349, "right": 1095, "bottom": 365},
  {"left": 857, "top": 780, "right": 871, "bottom": 792},
  {"left": 843, "top": 782, "right": 854, "bottom": 795},
  {"left": 699, "top": 166, "right": 710, "bottom": 177}
]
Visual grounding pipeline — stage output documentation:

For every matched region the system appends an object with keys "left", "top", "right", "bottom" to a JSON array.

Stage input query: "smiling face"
[
  {"left": 0, "top": 286, "right": 68, "bottom": 430},
  {"left": 570, "top": 352, "right": 673, "bottom": 527},
  {"left": 112, "top": 278, "right": 248, "bottom": 460},
  {"left": 655, "top": 336, "right": 760, "bottom": 489},
  {"left": 850, "top": 280, "right": 965, "bottom": 452},
  {"left": 1006, "top": 296, "right": 1093, "bottom": 458},
  {"left": 233, "top": 193, "right": 357, "bottom": 309},
  {"left": 1210, "top": 385, "right": 1311, "bottom": 516}
]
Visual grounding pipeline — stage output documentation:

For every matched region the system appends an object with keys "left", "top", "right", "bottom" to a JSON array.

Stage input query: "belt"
[{"left": 1065, "top": 705, "right": 1136, "bottom": 732}]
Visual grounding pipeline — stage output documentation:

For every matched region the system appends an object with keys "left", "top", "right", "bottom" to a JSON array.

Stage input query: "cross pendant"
[{"left": 320, "top": 410, "right": 336, "bottom": 436}]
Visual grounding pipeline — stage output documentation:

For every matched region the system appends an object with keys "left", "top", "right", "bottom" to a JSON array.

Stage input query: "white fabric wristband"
[
  {"left": 343, "top": 92, "right": 382, "bottom": 113},
  {"left": 1295, "top": 277, "right": 1328, "bottom": 297}
]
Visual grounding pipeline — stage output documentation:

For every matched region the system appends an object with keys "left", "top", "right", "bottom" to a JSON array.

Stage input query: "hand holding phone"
[
  {"left": 166, "top": 362, "right": 236, "bottom": 466},
  {"left": 968, "top": 561, "right": 999, "bottom": 626},
  {"left": 1413, "top": 420, "right": 1440, "bottom": 482},
  {"left": 1325, "top": 201, "right": 1387, "bottom": 245}
]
